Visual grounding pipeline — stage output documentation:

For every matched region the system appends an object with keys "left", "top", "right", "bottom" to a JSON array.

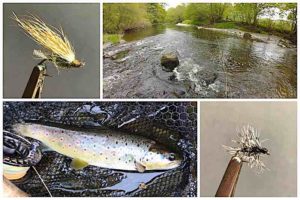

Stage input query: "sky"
[
  {"left": 260, "top": 7, "right": 290, "bottom": 21},
  {"left": 165, "top": 2, "right": 181, "bottom": 10}
]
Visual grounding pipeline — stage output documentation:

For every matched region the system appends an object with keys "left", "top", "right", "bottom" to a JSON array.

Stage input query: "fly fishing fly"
[
  {"left": 12, "top": 12, "right": 85, "bottom": 71},
  {"left": 223, "top": 125, "right": 270, "bottom": 173}
]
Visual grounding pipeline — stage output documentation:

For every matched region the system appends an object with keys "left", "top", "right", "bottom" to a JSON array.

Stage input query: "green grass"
[
  {"left": 103, "top": 34, "right": 121, "bottom": 44},
  {"left": 179, "top": 19, "right": 210, "bottom": 26},
  {"left": 211, "top": 22, "right": 239, "bottom": 29},
  {"left": 258, "top": 19, "right": 292, "bottom": 33},
  {"left": 182, "top": 20, "right": 193, "bottom": 25}
]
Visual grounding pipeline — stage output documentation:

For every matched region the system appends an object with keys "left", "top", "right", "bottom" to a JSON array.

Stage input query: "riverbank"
[
  {"left": 104, "top": 24, "right": 165, "bottom": 46},
  {"left": 176, "top": 23, "right": 296, "bottom": 48},
  {"left": 103, "top": 34, "right": 122, "bottom": 45}
]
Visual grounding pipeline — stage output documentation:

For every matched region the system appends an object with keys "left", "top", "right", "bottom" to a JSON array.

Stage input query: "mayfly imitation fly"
[
  {"left": 223, "top": 125, "right": 270, "bottom": 173},
  {"left": 12, "top": 12, "right": 85, "bottom": 70}
]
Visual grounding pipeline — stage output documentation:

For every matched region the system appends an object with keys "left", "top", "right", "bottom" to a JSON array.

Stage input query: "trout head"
[
  {"left": 12, "top": 123, "right": 47, "bottom": 141},
  {"left": 140, "top": 143, "right": 182, "bottom": 171},
  {"left": 12, "top": 123, "right": 32, "bottom": 137}
]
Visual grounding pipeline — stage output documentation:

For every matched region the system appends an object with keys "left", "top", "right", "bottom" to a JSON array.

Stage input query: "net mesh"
[{"left": 3, "top": 102, "right": 197, "bottom": 197}]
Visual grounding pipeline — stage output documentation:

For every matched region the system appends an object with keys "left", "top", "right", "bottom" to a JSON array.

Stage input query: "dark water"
[
  {"left": 104, "top": 25, "right": 297, "bottom": 98},
  {"left": 123, "top": 25, "right": 167, "bottom": 42}
]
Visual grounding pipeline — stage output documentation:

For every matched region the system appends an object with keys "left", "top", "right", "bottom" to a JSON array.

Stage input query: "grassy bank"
[
  {"left": 210, "top": 20, "right": 292, "bottom": 34},
  {"left": 179, "top": 20, "right": 293, "bottom": 40},
  {"left": 103, "top": 34, "right": 122, "bottom": 44},
  {"left": 210, "top": 22, "right": 239, "bottom": 29}
]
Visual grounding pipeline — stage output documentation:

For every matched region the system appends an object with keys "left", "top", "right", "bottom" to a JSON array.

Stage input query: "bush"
[
  {"left": 103, "top": 34, "right": 121, "bottom": 44},
  {"left": 182, "top": 20, "right": 193, "bottom": 24},
  {"left": 258, "top": 19, "right": 292, "bottom": 33}
]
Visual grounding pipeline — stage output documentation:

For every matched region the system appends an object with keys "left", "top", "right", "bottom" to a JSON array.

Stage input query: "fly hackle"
[{"left": 223, "top": 125, "right": 270, "bottom": 173}]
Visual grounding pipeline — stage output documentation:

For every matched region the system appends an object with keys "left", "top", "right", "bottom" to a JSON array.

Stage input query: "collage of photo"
[{"left": 2, "top": 1, "right": 298, "bottom": 198}]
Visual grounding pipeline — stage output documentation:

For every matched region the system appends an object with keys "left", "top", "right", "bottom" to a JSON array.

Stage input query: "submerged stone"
[
  {"left": 243, "top": 33, "right": 252, "bottom": 39},
  {"left": 199, "top": 70, "right": 218, "bottom": 86},
  {"left": 278, "top": 39, "right": 296, "bottom": 48}
]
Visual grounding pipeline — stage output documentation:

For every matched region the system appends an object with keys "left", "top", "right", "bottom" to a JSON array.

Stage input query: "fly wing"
[{"left": 33, "top": 49, "right": 48, "bottom": 60}]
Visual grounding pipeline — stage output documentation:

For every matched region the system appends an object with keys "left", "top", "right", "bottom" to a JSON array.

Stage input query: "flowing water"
[{"left": 103, "top": 25, "right": 297, "bottom": 98}]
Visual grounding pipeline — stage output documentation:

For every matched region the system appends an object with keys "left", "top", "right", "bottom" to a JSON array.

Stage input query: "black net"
[{"left": 3, "top": 102, "right": 197, "bottom": 197}]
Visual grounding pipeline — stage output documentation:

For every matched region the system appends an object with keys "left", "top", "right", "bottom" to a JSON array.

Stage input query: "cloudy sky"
[{"left": 165, "top": 2, "right": 181, "bottom": 9}]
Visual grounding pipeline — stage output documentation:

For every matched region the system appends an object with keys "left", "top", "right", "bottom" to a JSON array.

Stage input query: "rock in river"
[
  {"left": 161, "top": 51, "right": 179, "bottom": 72},
  {"left": 243, "top": 33, "right": 252, "bottom": 40}
]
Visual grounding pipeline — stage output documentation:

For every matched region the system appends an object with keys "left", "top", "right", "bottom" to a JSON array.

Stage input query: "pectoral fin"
[
  {"left": 70, "top": 159, "right": 89, "bottom": 170},
  {"left": 135, "top": 161, "right": 146, "bottom": 173}
]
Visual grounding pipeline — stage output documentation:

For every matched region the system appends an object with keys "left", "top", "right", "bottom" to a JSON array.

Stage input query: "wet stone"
[
  {"left": 169, "top": 74, "right": 176, "bottom": 81},
  {"left": 278, "top": 39, "right": 296, "bottom": 48},
  {"left": 243, "top": 32, "right": 252, "bottom": 40},
  {"left": 112, "top": 50, "right": 130, "bottom": 60},
  {"left": 161, "top": 51, "right": 179, "bottom": 72},
  {"left": 197, "top": 69, "right": 218, "bottom": 86}
]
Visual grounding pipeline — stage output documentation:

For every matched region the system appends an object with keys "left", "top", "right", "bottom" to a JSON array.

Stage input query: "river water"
[{"left": 103, "top": 25, "right": 296, "bottom": 98}]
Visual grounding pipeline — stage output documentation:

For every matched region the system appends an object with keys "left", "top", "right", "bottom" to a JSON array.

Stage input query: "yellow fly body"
[{"left": 12, "top": 12, "right": 84, "bottom": 69}]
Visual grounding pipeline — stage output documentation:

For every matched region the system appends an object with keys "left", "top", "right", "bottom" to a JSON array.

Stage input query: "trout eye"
[{"left": 168, "top": 153, "right": 175, "bottom": 161}]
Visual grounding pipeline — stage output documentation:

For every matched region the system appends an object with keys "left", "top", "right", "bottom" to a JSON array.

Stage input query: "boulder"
[
  {"left": 243, "top": 33, "right": 252, "bottom": 40},
  {"left": 161, "top": 51, "right": 179, "bottom": 72}
]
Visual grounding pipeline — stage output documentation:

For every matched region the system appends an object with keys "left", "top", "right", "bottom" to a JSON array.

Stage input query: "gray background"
[
  {"left": 200, "top": 102, "right": 297, "bottom": 197},
  {"left": 4, "top": 3, "right": 100, "bottom": 98}
]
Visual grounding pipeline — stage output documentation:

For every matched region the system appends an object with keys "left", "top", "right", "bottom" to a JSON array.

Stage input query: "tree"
[
  {"left": 208, "top": 3, "right": 228, "bottom": 24},
  {"left": 146, "top": 3, "right": 166, "bottom": 24},
  {"left": 166, "top": 4, "right": 186, "bottom": 24},
  {"left": 234, "top": 3, "right": 270, "bottom": 25},
  {"left": 183, "top": 4, "right": 209, "bottom": 24},
  {"left": 280, "top": 3, "right": 297, "bottom": 33},
  {"left": 103, "top": 3, "right": 166, "bottom": 33}
]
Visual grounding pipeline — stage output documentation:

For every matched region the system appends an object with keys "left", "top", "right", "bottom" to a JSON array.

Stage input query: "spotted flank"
[
  {"left": 223, "top": 125, "right": 270, "bottom": 173},
  {"left": 12, "top": 123, "right": 181, "bottom": 172}
]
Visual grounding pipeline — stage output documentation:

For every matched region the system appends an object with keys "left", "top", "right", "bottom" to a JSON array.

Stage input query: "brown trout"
[{"left": 12, "top": 123, "right": 181, "bottom": 172}]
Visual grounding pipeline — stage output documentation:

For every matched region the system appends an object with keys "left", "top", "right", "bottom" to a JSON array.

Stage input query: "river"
[{"left": 103, "top": 25, "right": 297, "bottom": 98}]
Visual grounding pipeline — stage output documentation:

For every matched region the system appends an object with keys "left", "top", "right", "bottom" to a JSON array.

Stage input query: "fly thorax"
[{"left": 71, "top": 59, "right": 84, "bottom": 67}]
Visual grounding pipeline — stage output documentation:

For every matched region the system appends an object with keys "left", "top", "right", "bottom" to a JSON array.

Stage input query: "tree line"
[
  {"left": 103, "top": 3, "right": 166, "bottom": 34},
  {"left": 166, "top": 3, "right": 297, "bottom": 34},
  {"left": 103, "top": 3, "right": 296, "bottom": 36}
]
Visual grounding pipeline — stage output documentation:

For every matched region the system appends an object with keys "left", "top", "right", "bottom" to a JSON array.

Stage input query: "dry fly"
[
  {"left": 223, "top": 125, "right": 270, "bottom": 173},
  {"left": 12, "top": 12, "right": 85, "bottom": 70}
]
